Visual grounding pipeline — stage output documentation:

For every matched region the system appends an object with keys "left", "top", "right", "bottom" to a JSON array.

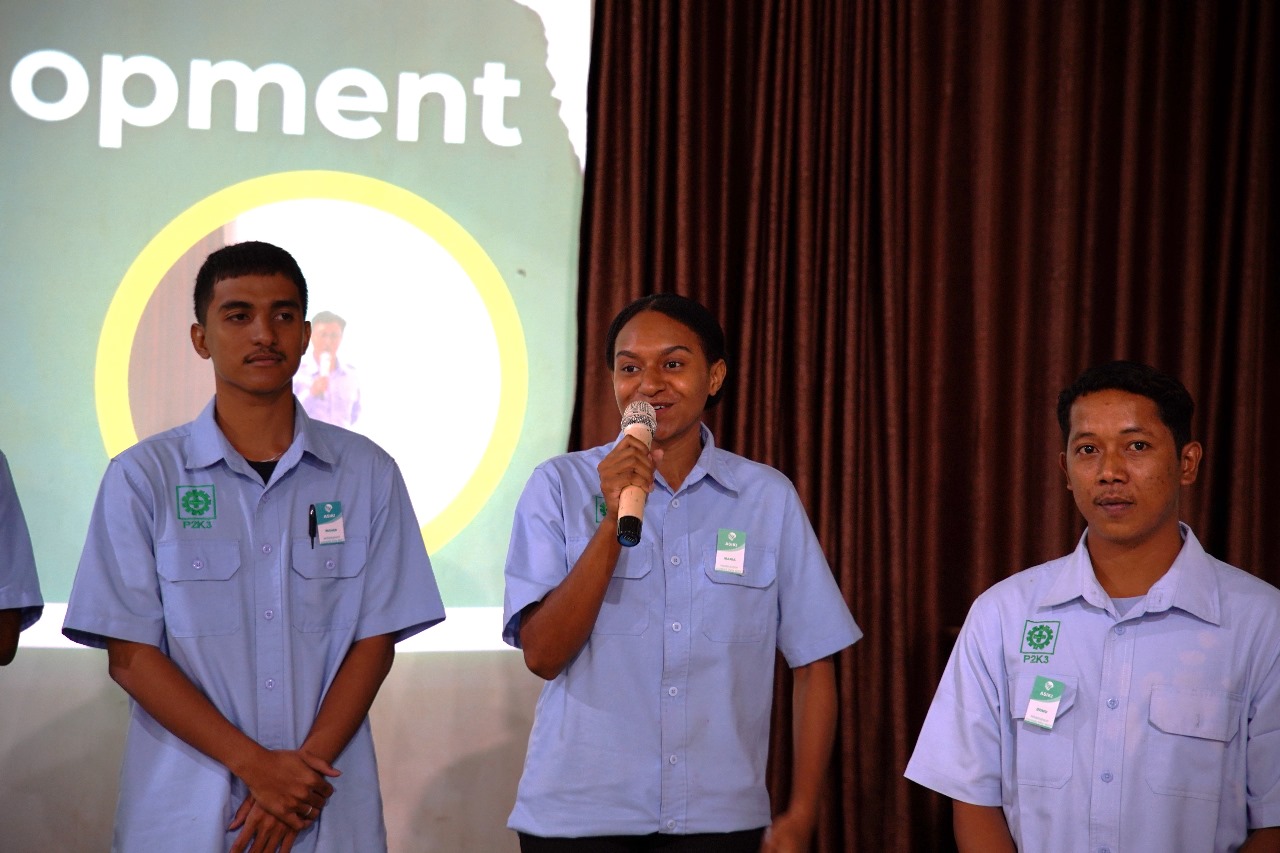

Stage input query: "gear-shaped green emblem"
[
  {"left": 181, "top": 489, "right": 212, "bottom": 516},
  {"left": 1025, "top": 623, "right": 1055, "bottom": 650}
]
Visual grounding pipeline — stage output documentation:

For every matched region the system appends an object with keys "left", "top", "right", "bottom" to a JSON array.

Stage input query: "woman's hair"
[{"left": 604, "top": 294, "right": 729, "bottom": 408}]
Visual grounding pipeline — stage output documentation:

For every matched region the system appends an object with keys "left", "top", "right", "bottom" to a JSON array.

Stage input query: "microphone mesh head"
[{"left": 620, "top": 401, "right": 657, "bottom": 434}]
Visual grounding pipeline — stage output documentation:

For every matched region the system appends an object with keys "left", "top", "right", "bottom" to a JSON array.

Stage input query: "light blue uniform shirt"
[
  {"left": 503, "top": 425, "right": 862, "bottom": 837},
  {"left": 63, "top": 400, "right": 444, "bottom": 853},
  {"left": 0, "top": 450, "right": 43, "bottom": 628},
  {"left": 905, "top": 525, "right": 1280, "bottom": 852}
]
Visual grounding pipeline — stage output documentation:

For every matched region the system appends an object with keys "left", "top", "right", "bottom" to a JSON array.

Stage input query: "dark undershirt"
[{"left": 247, "top": 459, "right": 279, "bottom": 483}]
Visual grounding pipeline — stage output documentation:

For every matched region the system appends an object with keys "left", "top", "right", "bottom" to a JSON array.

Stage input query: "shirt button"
[
  {"left": 672, "top": 622, "right": 682, "bottom": 632},
  {"left": 325, "top": 559, "right": 336, "bottom": 569},
  {"left": 1107, "top": 697, "right": 1119, "bottom": 709},
  {"left": 265, "top": 679, "right": 275, "bottom": 689},
  {"left": 671, "top": 499, "right": 680, "bottom": 508},
  {"left": 191, "top": 559, "right": 204, "bottom": 570},
  {"left": 670, "top": 555, "right": 681, "bottom": 566},
  {"left": 1114, "top": 625, "right": 1126, "bottom": 635},
  {"left": 666, "top": 820, "right": 676, "bottom": 830},
  {"left": 264, "top": 610, "right": 275, "bottom": 620},
  {"left": 1101, "top": 772, "right": 1113, "bottom": 783},
  {"left": 668, "top": 755, "right": 678, "bottom": 765},
  {"left": 261, "top": 543, "right": 272, "bottom": 554},
  {"left": 668, "top": 687, "right": 678, "bottom": 697}
]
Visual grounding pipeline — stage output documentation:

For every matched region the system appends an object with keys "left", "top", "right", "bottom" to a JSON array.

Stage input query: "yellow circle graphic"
[{"left": 95, "top": 170, "right": 528, "bottom": 553}]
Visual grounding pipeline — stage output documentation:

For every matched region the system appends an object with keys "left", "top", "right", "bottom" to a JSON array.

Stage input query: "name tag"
[
  {"left": 316, "top": 501, "right": 346, "bottom": 545},
  {"left": 714, "top": 528, "right": 746, "bottom": 574},
  {"left": 1024, "top": 675, "right": 1065, "bottom": 729}
]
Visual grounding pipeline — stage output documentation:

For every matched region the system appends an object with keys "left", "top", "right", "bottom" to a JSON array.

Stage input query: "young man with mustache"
[{"left": 63, "top": 241, "right": 444, "bottom": 853}]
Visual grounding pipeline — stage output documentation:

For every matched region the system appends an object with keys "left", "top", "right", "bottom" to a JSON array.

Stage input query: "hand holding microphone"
[
  {"left": 616, "top": 401, "right": 657, "bottom": 547},
  {"left": 311, "top": 353, "right": 333, "bottom": 397}
]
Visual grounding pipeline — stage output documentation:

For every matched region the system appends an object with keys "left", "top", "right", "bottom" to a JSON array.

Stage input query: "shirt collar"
[
  {"left": 1038, "top": 522, "right": 1220, "bottom": 624},
  {"left": 183, "top": 396, "right": 338, "bottom": 474},
  {"left": 609, "top": 422, "right": 739, "bottom": 495},
  {"left": 688, "top": 423, "right": 737, "bottom": 494}
]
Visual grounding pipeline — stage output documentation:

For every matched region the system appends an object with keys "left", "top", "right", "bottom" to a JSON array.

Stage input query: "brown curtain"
[{"left": 572, "top": 1, "right": 1276, "bottom": 850}]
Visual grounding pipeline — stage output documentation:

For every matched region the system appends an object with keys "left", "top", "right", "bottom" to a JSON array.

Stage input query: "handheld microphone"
[
  {"left": 319, "top": 352, "right": 333, "bottom": 377},
  {"left": 616, "top": 401, "right": 657, "bottom": 547}
]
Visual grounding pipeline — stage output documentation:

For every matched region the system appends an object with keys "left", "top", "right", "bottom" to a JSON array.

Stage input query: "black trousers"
[{"left": 518, "top": 828, "right": 767, "bottom": 853}]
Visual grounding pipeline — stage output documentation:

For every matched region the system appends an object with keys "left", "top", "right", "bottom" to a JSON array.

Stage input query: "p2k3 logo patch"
[
  {"left": 1021, "top": 620, "right": 1060, "bottom": 662},
  {"left": 177, "top": 484, "right": 216, "bottom": 528}
]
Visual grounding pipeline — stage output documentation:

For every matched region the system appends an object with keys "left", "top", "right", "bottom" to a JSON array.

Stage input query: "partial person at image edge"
[{"left": 0, "top": 449, "right": 44, "bottom": 666}]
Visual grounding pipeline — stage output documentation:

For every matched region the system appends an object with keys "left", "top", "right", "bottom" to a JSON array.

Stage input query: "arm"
[
  {"left": 229, "top": 634, "right": 396, "bottom": 851},
  {"left": 953, "top": 801, "right": 1015, "bottom": 853},
  {"left": 0, "top": 609, "right": 19, "bottom": 666},
  {"left": 761, "top": 657, "right": 838, "bottom": 853},
  {"left": 106, "top": 639, "right": 334, "bottom": 829},
  {"left": 300, "top": 632, "right": 395, "bottom": 762},
  {"left": 518, "top": 436, "right": 658, "bottom": 679},
  {"left": 1241, "top": 828, "right": 1280, "bottom": 852}
]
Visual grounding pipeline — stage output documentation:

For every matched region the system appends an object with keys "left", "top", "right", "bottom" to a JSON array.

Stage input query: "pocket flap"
[
  {"left": 156, "top": 539, "right": 240, "bottom": 581},
  {"left": 568, "top": 537, "right": 652, "bottom": 580},
  {"left": 1149, "top": 685, "right": 1241, "bottom": 742},
  {"left": 1008, "top": 673, "right": 1078, "bottom": 720},
  {"left": 291, "top": 537, "right": 367, "bottom": 579}
]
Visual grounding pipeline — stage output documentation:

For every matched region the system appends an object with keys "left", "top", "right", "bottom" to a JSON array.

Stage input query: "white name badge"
[
  {"left": 714, "top": 528, "right": 746, "bottom": 574},
  {"left": 316, "top": 501, "right": 346, "bottom": 546},
  {"left": 1024, "top": 675, "right": 1065, "bottom": 729}
]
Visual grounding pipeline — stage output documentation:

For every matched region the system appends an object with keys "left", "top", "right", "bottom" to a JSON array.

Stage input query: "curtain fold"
[{"left": 573, "top": 1, "right": 1275, "bottom": 849}]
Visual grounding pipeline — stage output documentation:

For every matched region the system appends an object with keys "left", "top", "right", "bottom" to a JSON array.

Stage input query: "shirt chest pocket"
[
  {"left": 1145, "top": 685, "right": 1242, "bottom": 801},
  {"left": 1008, "top": 673, "right": 1078, "bottom": 788},
  {"left": 156, "top": 540, "right": 243, "bottom": 637},
  {"left": 569, "top": 538, "right": 652, "bottom": 636},
  {"left": 290, "top": 538, "right": 367, "bottom": 632},
  {"left": 699, "top": 546, "right": 778, "bottom": 643}
]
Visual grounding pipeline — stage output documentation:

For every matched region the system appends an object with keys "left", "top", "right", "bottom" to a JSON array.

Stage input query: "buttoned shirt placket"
[{"left": 657, "top": 473, "right": 696, "bottom": 834}]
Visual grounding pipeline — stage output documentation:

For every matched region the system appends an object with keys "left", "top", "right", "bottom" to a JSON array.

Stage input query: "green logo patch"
[
  {"left": 593, "top": 494, "right": 606, "bottom": 525},
  {"left": 1021, "top": 620, "right": 1060, "bottom": 655},
  {"left": 177, "top": 484, "right": 216, "bottom": 524}
]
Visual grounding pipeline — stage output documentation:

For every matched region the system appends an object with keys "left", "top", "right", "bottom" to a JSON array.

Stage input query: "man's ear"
[
  {"left": 1179, "top": 441, "right": 1203, "bottom": 486},
  {"left": 191, "top": 323, "right": 211, "bottom": 360}
]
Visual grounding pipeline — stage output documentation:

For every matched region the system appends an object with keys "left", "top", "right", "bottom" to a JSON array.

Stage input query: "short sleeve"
[
  {"left": 904, "top": 596, "right": 1007, "bottom": 806},
  {"left": 773, "top": 482, "right": 861, "bottom": 667},
  {"left": 62, "top": 459, "right": 167, "bottom": 649},
  {"left": 1247, "top": 633, "right": 1280, "bottom": 828},
  {"left": 353, "top": 457, "right": 444, "bottom": 643},
  {"left": 501, "top": 464, "right": 571, "bottom": 648},
  {"left": 0, "top": 451, "right": 43, "bottom": 629}
]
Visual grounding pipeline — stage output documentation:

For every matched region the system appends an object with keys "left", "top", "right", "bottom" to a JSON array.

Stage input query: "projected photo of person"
[{"left": 294, "top": 311, "right": 362, "bottom": 429}]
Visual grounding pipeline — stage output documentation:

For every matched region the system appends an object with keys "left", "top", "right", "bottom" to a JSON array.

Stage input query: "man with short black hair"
[
  {"left": 64, "top": 241, "right": 444, "bottom": 852},
  {"left": 906, "top": 361, "right": 1280, "bottom": 852}
]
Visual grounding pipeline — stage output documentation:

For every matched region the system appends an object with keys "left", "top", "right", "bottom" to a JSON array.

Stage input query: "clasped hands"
[{"left": 228, "top": 748, "right": 339, "bottom": 853}]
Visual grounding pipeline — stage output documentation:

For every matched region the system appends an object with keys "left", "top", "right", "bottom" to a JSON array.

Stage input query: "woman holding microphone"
[{"left": 502, "top": 295, "right": 860, "bottom": 852}]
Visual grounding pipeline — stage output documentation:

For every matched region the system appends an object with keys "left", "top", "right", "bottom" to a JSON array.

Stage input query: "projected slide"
[{"left": 1, "top": 0, "right": 589, "bottom": 649}]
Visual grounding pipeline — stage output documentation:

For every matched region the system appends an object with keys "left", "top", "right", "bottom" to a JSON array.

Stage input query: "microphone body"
[
  {"left": 616, "top": 402, "right": 657, "bottom": 547},
  {"left": 319, "top": 352, "right": 333, "bottom": 377}
]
